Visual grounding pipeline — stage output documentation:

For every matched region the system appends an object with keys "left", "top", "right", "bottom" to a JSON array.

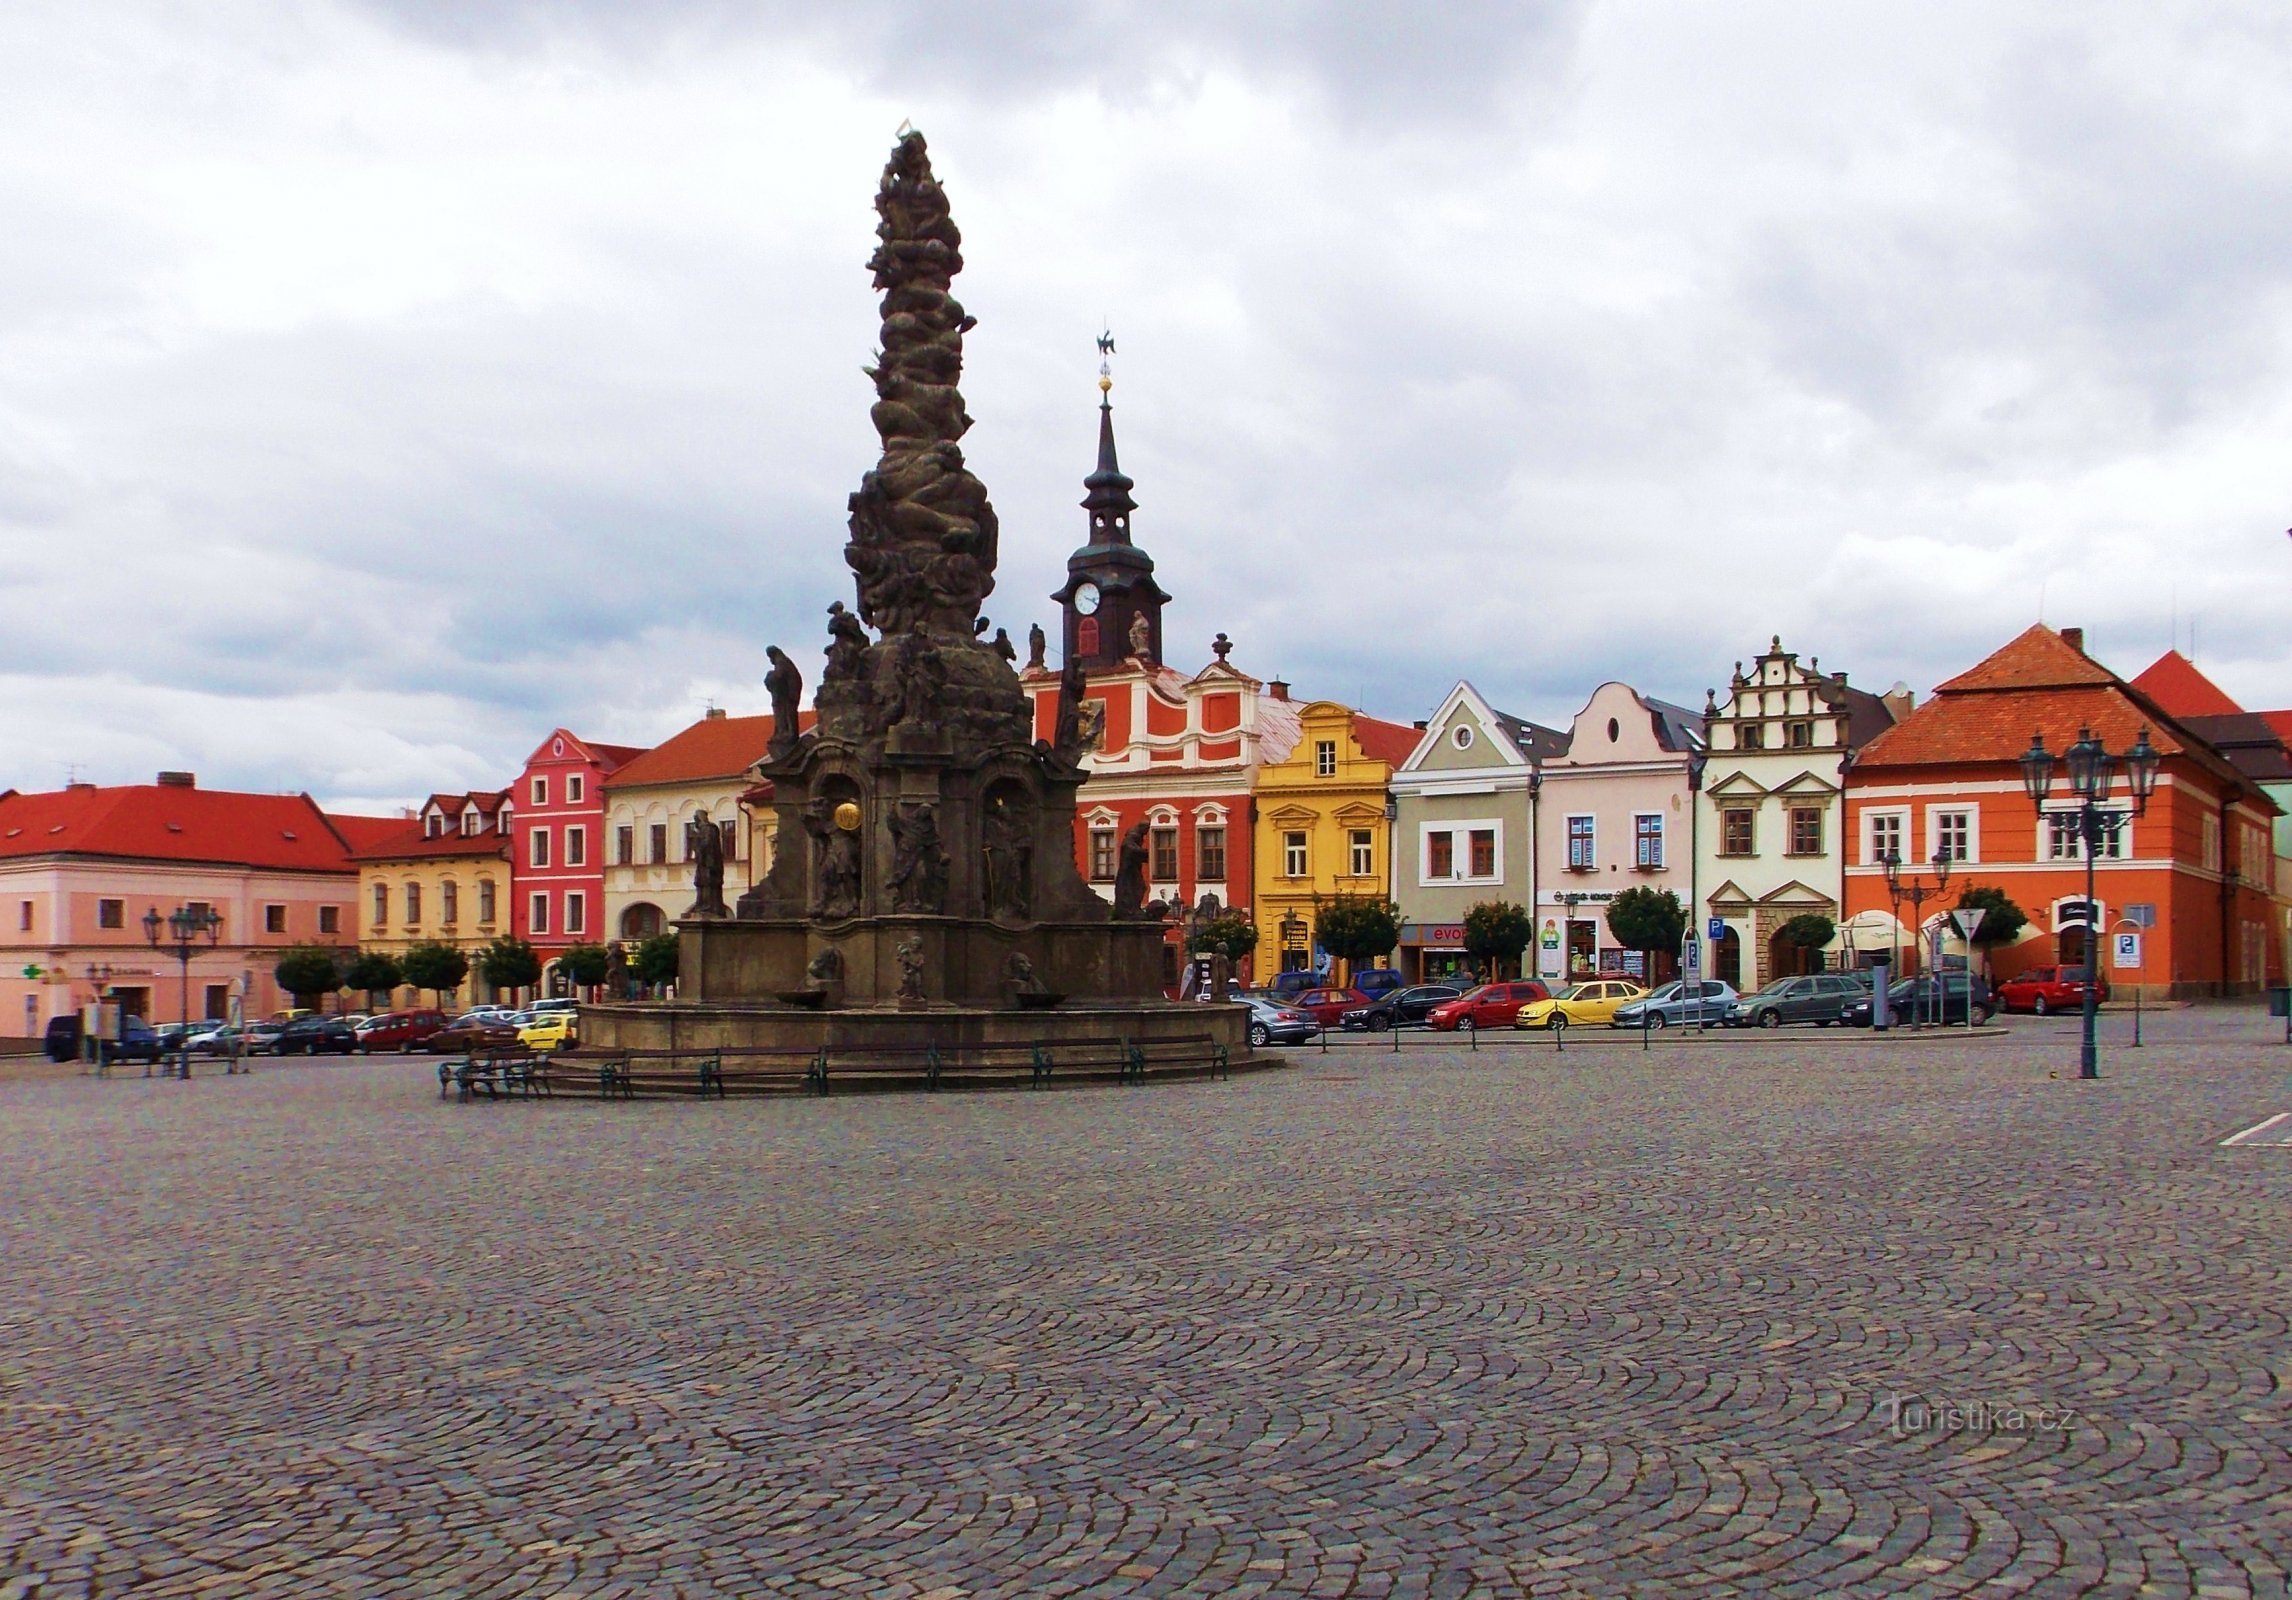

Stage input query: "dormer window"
[
  {"left": 462, "top": 810, "right": 479, "bottom": 836},
  {"left": 424, "top": 812, "right": 441, "bottom": 838}
]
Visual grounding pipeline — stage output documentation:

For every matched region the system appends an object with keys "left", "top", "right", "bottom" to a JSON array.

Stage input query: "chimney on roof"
[
  {"left": 1881, "top": 683, "right": 1916, "bottom": 722},
  {"left": 705, "top": 707, "right": 726, "bottom": 720},
  {"left": 1412, "top": 719, "right": 1427, "bottom": 730},
  {"left": 2060, "top": 626, "right": 2084, "bottom": 654},
  {"left": 1268, "top": 678, "right": 1290, "bottom": 701},
  {"left": 156, "top": 771, "right": 196, "bottom": 788}
]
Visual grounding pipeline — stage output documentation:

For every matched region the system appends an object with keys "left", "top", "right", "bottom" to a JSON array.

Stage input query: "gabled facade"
[
  {"left": 1696, "top": 637, "right": 1904, "bottom": 990},
  {"left": 0, "top": 775, "right": 378, "bottom": 1031},
  {"left": 347, "top": 789, "right": 513, "bottom": 1009},
  {"left": 601, "top": 710, "right": 791, "bottom": 947},
  {"left": 1388, "top": 681, "right": 1566, "bottom": 983},
  {"left": 510, "top": 730, "right": 644, "bottom": 983},
  {"left": 1532, "top": 682, "right": 1706, "bottom": 983},
  {"left": 1250, "top": 701, "right": 1421, "bottom": 981},
  {"left": 1843, "top": 625, "right": 2280, "bottom": 997}
]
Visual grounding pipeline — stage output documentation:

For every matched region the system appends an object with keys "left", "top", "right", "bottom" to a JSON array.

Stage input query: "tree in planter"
[
  {"left": 1773, "top": 913, "right": 1836, "bottom": 976},
  {"left": 478, "top": 936, "right": 541, "bottom": 1003},
  {"left": 1605, "top": 887, "right": 1687, "bottom": 983},
  {"left": 1187, "top": 912, "right": 1259, "bottom": 962},
  {"left": 342, "top": 950, "right": 404, "bottom": 1010},
  {"left": 1313, "top": 895, "right": 1401, "bottom": 985},
  {"left": 1462, "top": 900, "right": 1533, "bottom": 982},
  {"left": 631, "top": 933, "right": 680, "bottom": 993},
  {"left": 274, "top": 944, "right": 344, "bottom": 1012},
  {"left": 558, "top": 942, "right": 611, "bottom": 996},
  {"left": 401, "top": 941, "right": 470, "bottom": 1009},
  {"left": 1952, "top": 885, "right": 2029, "bottom": 975}
]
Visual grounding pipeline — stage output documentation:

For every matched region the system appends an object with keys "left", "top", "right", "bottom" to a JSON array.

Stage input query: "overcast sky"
[{"left": 4, "top": 2, "right": 2290, "bottom": 811}]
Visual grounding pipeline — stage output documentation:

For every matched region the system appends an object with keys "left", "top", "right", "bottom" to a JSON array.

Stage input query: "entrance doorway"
[
  {"left": 1768, "top": 931, "right": 1820, "bottom": 980},
  {"left": 1566, "top": 920, "right": 1597, "bottom": 977},
  {"left": 110, "top": 986, "right": 150, "bottom": 1019},
  {"left": 1714, "top": 927, "right": 1742, "bottom": 988}
]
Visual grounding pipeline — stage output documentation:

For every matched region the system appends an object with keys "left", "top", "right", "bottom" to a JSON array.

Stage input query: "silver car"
[{"left": 1610, "top": 979, "right": 1739, "bottom": 1029}]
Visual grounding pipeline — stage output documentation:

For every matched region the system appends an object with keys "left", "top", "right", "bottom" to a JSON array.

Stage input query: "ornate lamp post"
[
  {"left": 1882, "top": 847, "right": 1953, "bottom": 1024},
  {"left": 2019, "top": 726, "right": 2161, "bottom": 1080},
  {"left": 143, "top": 904, "right": 223, "bottom": 1079}
]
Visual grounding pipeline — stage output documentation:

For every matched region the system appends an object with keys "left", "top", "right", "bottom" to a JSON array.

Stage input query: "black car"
[
  {"left": 274, "top": 1015, "right": 360, "bottom": 1055},
  {"left": 1339, "top": 984, "right": 1464, "bottom": 1032},
  {"left": 43, "top": 1013, "right": 162, "bottom": 1065},
  {"left": 1843, "top": 974, "right": 1996, "bottom": 1028}
]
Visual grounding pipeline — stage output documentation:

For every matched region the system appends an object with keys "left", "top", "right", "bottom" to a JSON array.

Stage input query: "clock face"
[{"left": 1073, "top": 582, "right": 1102, "bottom": 616}]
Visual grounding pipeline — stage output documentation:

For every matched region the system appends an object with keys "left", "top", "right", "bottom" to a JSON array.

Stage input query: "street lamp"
[
  {"left": 143, "top": 904, "right": 223, "bottom": 1079},
  {"left": 2020, "top": 724, "right": 2161, "bottom": 1080},
  {"left": 1882, "top": 847, "right": 1954, "bottom": 1024}
]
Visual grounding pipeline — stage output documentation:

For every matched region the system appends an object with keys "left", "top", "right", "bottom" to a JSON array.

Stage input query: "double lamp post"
[
  {"left": 143, "top": 903, "right": 222, "bottom": 1079},
  {"left": 1880, "top": 846, "right": 1952, "bottom": 1026}
]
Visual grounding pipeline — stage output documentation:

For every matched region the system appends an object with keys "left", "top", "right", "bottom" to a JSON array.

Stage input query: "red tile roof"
[
  {"left": 1351, "top": 713, "right": 1424, "bottom": 769},
  {"left": 0, "top": 785, "right": 371, "bottom": 872},
  {"left": 2264, "top": 710, "right": 2292, "bottom": 745},
  {"left": 1934, "top": 624, "right": 2114, "bottom": 692},
  {"left": 327, "top": 812, "right": 414, "bottom": 854},
  {"left": 345, "top": 818, "right": 515, "bottom": 864},
  {"left": 2129, "top": 651, "right": 2245, "bottom": 718},
  {"left": 604, "top": 713, "right": 810, "bottom": 790}
]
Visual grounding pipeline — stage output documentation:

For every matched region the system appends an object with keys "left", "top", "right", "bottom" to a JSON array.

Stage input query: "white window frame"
[
  {"left": 1565, "top": 814, "right": 1596, "bottom": 870},
  {"left": 530, "top": 828, "right": 550, "bottom": 869},
  {"left": 1283, "top": 830, "right": 1309, "bottom": 878},
  {"left": 2042, "top": 803, "right": 2128, "bottom": 862},
  {"left": 1633, "top": 813, "right": 1665, "bottom": 870},
  {"left": 565, "top": 891, "right": 585, "bottom": 935},
  {"left": 567, "top": 774, "right": 584, "bottom": 805},
  {"left": 1348, "top": 829, "right": 1375, "bottom": 877},
  {"left": 1927, "top": 806, "right": 1978, "bottom": 865},
  {"left": 1314, "top": 740, "right": 1337, "bottom": 777},
  {"left": 531, "top": 776, "right": 548, "bottom": 805},
  {"left": 1864, "top": 808, "right": 1909, "bottom": 866},
  {"left": 529, "top": 892, "right": 549, "bottom": 935},
  {"left": 1419, "top": 818, "right": 1504, "bottom": 887},
  {"left": 564, "top": 824, "right": 586, "bottom": 868}
]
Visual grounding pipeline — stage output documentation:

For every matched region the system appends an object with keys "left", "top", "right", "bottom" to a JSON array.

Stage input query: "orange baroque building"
[{"left": 1843, "top": 625, "right": 2280, "bottom": 998}]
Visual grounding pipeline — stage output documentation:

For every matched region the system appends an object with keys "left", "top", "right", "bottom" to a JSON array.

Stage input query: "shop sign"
[{"left": 1398, "top": 923, "right": 1468, "bottom": 947}]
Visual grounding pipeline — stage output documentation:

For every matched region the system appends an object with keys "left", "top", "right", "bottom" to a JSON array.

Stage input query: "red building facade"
[
  {"left": 1843, "top": 626, "right": 2279, "bottom": 998},
  {"left": 510, "top": 729, "right": 642, "bottom": 983}
]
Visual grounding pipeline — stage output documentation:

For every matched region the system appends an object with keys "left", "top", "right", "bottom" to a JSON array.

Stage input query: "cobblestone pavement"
[{"left": 2, "top": 1011, "right": 2287, "bottom": 1598}]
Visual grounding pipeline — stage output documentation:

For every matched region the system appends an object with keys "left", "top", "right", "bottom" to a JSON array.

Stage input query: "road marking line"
[{"left": 2219, "top": 1111, "right": 2291, "bottom": 1147}]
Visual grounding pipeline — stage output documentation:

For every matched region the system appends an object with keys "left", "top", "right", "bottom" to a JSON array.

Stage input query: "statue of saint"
[
  {"left": 1129, "top": 611, "right": 1152, "bottom": 660},
  {"left": 687, "top": 814, "right": 729, "bottom": 918},
  {"left": 824, "top": 602, "right": 869, "bottom": 684},
  {"left": 887, "top": 800, "right": 950, "bottom": 914},
  {"left": 1052, "top": 653, "right": 1085, "bottom": 757},
  {"left": 1004, "top": 950, "right": 1044, "bottom": 1000},
  {"left": 991, "top": 627, "right": 1017, "bottom": 665},
  {"left": 765, "top": 646, "right": 804, "bottom": 759},
  {"left": 603, "top": 940, "right": 630, "bottom": 1000},
  {"left": 895, "top": 621, "right": 946, "bottom": 727},
  {"left": 895, "top": 937, "right": 928, "bottom": 1002},
  {"left": 1209, "top": 949, "right": 1233, "bottom": 1002},
  {"left": 981, "top": 793, "right": 1034, "bottom": 920},
  {"left": 1027, "top": 622, "right": 1047, "bottom": 671},
  {"left": 1112, "top": 819, "right": 1151, "bottom": 918},
  {"left": 803, "top": 799, "right": 861, "bottom": 919}
]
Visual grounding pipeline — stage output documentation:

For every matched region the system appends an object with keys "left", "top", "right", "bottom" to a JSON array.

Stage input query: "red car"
[
  {"left": 1426, "top": 980, "right": 1551, "bottom": 1031},
  {"left": 354, "top": 1009, "right": 449, "bottom": 1053},
  {"left": 1994, "top": 966, "right": 2110, "bottom": 1015},
  {"left": 1286, "top": 986, "right": 1372, "bottom": 1027},
  {"left": 423, "top": 1015, "right": 518, "bottom": 1054}
]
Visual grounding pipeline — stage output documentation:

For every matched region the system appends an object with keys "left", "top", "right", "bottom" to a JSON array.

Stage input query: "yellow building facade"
[
  {"left": 348, "top": 792, "right": 514, "bottom": 1009},
  {"left": 1250, "top": 699, "right": 1423, "bottom": 981}
]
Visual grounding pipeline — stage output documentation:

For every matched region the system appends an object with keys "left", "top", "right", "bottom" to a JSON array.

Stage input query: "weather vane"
[{"left": 1097, "top": 327, "right": 1115, "bottom": 394}]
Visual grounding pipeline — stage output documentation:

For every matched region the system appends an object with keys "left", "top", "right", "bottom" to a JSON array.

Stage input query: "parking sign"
[
  {"left": 1707, "top": 918, "right": 1725, "bottom": 942},
  {"left": 2112, "top": 932, "right": 2142, "bottom": 970}
]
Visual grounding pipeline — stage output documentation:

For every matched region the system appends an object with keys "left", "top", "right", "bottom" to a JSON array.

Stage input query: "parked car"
[
  {"left": 517, "top": 1013, "right": 578, "bottom": 1052},
  {"left": 427, "top": 1013, "right": 523, "bottom": 1054},
  {"left": 1425, "top": 980, "right": 1551, "bottom": 1031},
  {"left": 42, "top": 1014, "right": 162, "bottom": 1064},
  {"left": 1724, "top": 973, "right": 1868, "bottom": 1029},
  {"left": 274, "top": 1015, "right": 360, "bottom": 1055},
  {"left": 1283, "top": 986, "right": 1372, "bottom": 1027},
  {"left": 1238, "top": 995, "right": 1321, "bottom": 1048},
  {"left": 188, "top": 1024, "right": 248, "bottom": 1056},
  {"left": 1516, "top": 979, "right": 1649, "bottom": 1030},
  {"left": 1994, "top": 966, "right": 2109, "bottom": 1015},
  {"left": 241, "top": 1021, "right": 290, "bottom": 1055},
  {"left": 1349, "top": 969, "right": 1408, "bottom": 1000},
  {"left": 1265, "top": 971, "right": 1322, "bottom": 1001},
  {"left": 353, "top": 1010, "right": 450, "bottom": 1053},
  {"left": 1611, "top": 980, "right": 1739, "bottom": 1030},
  {"left": 1843, "top": 973, "right": 1996, "bottom": 1028},
  {"left": 529, "top": 997, "right": 580, "bottom": 1016},
  {"left": 1339, "top": 984, "right": 1464, "bottom": 1032}
]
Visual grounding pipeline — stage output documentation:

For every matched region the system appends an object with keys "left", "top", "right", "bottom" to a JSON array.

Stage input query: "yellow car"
[
  {"left": 1515, "top": 979, "right": 1648, "bottom": 1030},
  {"left": 516, "top": 1012, "right": 577, "bottom": 1052}
]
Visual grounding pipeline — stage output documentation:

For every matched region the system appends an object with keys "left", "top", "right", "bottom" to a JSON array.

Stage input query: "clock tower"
[{"left": 1052, "top": 339, "right": 1168, "bottom": 673}]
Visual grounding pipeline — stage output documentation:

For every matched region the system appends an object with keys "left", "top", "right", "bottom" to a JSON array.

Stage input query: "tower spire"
[
  {"left": 1054, "top": 328, "right": 1167, "bottom": 671},
  {"left": 1083, "top": 332, "right": 1135, "bottom": 544}
]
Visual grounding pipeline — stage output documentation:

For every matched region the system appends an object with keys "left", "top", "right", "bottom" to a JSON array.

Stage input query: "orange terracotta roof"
[
  {"left": 2129, "top": 651, "right": 2245, "bottom": 718},
  {"left": 0, "top": 785, "right": 366, "bottom": 872},
  {"left": 345, "top": 818, "right": 515, "bottom": 863},
  {"left": 603, "top": 713, "right": 812, "bottom": 790},
  {"left": 1854, "top": 684, "right": 2187, "bottom": 768},
  {"left": 1934, "top": 624, "right": 2114, "bottom": 692},
  {"left": 327, "top": 812, "right": 414, "bottom": 853},
  {"left": 1351, "top": 713, "right": 1424, "bottom": 769},
  {"left": 2264, "top": 710, "right": 2292, "bottom": 744}
]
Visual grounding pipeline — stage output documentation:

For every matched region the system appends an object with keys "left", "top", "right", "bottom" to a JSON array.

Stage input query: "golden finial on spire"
[{"left": 1096, "top": 327, "right": 1115, "bottom": 394}]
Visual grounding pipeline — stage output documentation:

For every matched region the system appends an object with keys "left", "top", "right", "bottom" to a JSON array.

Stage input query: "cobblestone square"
[{"left": 3, "top": 1013, "right": 2288, "bottom": 1598}]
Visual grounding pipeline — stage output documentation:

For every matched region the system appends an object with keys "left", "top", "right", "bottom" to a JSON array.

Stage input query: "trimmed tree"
[
  {"left": 1462, "top": 901, "right": 1532, "bottom": 981},
  {"left": 274, "top": 944, "right": 343, "bottom": 1012},
  {"left": 1605, "top": 887, "right": 1687, "bottom": 982},
  {"left": 558, "top": 942, "right": 611, "bottom": 994},
  {"left": 631, "top": 933, "right": 680, "bottom": 991},
  {"left": 1952, "top": 885, "right": 2029, "bottom": 972},
  {"left": 1187, "top": 911, "right": 1259, "bottom": 962},
  {"left": 342, "top": 950, "right": 404, "bottom": 1010},
  {"left": 1314, "top": 895, "right": 1401, "bottom": 984},
  {"left": 401, "top": 941, "right": 469, "bottom": 1008},
  {"left": 479, "top": 936, "right": 542, "bottom": 1001}
]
